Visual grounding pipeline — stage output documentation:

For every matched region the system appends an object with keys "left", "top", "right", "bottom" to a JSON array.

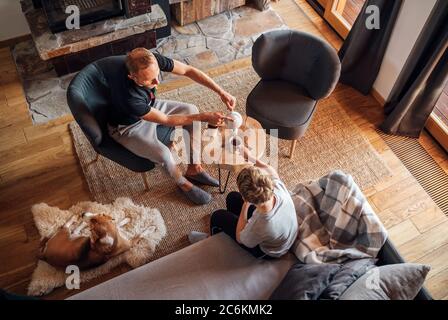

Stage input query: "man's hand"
[
  {"left": 220, "top": 91, "right": 236, "bottom": 111},
  {"left": 201, "top": 112, "right": 233, "bottom": 127},
  {"left": 173, "top": 61, "right": 237, "bottom": 111}
]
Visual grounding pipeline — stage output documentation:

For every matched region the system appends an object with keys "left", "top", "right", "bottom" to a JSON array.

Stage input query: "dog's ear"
[
  {"left": 95, "top": 214, "right": 114, "bottom": 222},
  {"left": 103, "top": 214, "right": 114, "bottom": 222},
  {"left": 90, "top": 227, "right": 98, "bottom": 242}
]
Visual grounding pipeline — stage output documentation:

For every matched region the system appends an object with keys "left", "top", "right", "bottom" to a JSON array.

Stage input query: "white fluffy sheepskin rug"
[{"left": 28, "top": 197, "right": 166, "bottom": 296}]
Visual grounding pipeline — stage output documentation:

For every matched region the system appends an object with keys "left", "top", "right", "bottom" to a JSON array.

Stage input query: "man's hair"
[
  {"left": 237, "top": 166, "right": 274, "bottom": 205},
  {"left": 125, "top": 48, "right": 157, "bottom": 74}
]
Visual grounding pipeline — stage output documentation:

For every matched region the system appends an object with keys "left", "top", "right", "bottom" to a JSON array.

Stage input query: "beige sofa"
[{"left": 68, "top": 233, "right": 295, "bottom": 300}]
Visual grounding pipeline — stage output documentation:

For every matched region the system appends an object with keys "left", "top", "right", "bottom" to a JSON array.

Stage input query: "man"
[{"left": 102, "top": 48, "right": 236, "bottom": 205}]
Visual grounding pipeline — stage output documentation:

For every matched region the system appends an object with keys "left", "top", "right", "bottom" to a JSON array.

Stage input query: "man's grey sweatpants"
[{"left": 108, "top": 99, "right": 199, "bottom": 184}]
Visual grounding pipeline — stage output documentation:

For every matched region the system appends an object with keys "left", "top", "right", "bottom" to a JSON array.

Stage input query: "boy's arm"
[
  {"left": 239, "top": 146, "right": 279, "bottom": 179},
  {"left": 236, "top": 201, "right": 251, "bottom": 244}
]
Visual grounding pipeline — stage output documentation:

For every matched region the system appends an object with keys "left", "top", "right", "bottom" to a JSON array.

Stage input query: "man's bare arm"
[
  {"left": 141, "top": 108, "right": 232, "bottom": 127},
  {"left": 171, "top": 60, "right": 236, "bottom": 110}
]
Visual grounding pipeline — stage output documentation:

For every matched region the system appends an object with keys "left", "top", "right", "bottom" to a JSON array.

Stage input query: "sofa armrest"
[{"left": 68, "top": 233, "right": 296, "bottom": 300}]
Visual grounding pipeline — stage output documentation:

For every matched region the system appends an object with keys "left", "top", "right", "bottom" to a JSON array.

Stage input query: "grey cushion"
[
  {"left": 339, "top": 263, "right": 431, "bottom": 300},
  {"left": 270, "top": 263, "right": 341, "bottom": 300},
  {"left": 320, "top": 258, "right": 376, "bottom": 300},
  {"left": 68, "top": 233, "right": 296, "bottom": 300},
  {"left": 376, "top": 239, "right": 432, "bottom": 300},
  {"left": 246, "top": 80, "right": 317, "bottom": 139}
]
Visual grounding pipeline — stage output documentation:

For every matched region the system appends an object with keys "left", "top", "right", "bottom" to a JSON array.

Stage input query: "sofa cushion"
[
  {"left": 68, "top": 233, "right": 296, "bottom": 300},
  {"left": 270, "top": 263, "right": 341, "bottom": 300},
  {"left": 339, "top": 263, "right": 431, "bottom": 300},
  {"left": 320, "top": 258, "right": 376, "bottom": 300}
]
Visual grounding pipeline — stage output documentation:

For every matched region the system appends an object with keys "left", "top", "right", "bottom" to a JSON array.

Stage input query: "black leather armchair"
[
  {"left": 67, "top": 56, "right": 172, "bottom": 190},
  {"left": 247, "top": 30, "right": 341, "bottom": 158}
]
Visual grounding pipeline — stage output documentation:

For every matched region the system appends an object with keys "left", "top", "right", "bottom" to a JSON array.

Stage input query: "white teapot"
[{"left": 226, "top": 111, "right": 243, "bottom": 135}]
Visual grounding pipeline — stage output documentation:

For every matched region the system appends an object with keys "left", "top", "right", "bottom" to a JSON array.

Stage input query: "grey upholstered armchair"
[{"left": 246, "top": 30, "right": 341, "bottom": 158}]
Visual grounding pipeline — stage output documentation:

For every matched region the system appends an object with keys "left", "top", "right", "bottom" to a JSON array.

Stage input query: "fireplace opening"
[
  {"left": 34, "top": 0, "right": 153, "bottom": 33},
  {"left": 40, "top": 0, "right": 123, "bottom": 33}
]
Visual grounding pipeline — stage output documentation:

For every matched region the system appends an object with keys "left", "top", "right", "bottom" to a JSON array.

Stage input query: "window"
[
  {"left": 307, "top": 0, "right": 366, "bottom": 39},
  {"left": 427, "top": 82, "right": 448, "bottom": 152}
]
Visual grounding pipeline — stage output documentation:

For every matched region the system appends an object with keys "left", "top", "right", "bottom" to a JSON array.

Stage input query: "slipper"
[
  {"left": 180, "top": 185, "right": 212, "bottom": 205},
  {"left": 186, "top": 171, "right": 219, "bottom": 187}
]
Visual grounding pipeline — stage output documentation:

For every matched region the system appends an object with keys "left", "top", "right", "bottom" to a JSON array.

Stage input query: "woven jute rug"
[{"left": 70, "top": 67, "right": 391, "bottom": 262}]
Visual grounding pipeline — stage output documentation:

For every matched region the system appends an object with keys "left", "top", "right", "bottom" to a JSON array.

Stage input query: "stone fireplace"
[
  {"left": 22, "top": 0, "right": 169, "bottom": 76},
  {"left": 33, "top": 0, "right": 154, "bottom": 33}
]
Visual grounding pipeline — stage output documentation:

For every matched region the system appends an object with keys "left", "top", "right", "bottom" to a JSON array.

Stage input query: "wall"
[
  {"left": 373, "top": 0, "right": 438, "bottom": 101},
  {"left": 0, "top": 0, "right": 31, "bottom": 42}
]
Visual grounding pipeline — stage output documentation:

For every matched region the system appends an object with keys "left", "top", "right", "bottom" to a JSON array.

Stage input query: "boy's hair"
[
  {"left": 237, "top": 166, "right": 274, "bottom": 205},
  {"left": 125, "top": 48, "right": 157, "bottom": 74}
]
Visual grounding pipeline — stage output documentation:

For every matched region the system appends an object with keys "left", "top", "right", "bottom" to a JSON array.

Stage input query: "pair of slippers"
[{"left": 181, "top": 171, "right": 220, "bottom": 205}]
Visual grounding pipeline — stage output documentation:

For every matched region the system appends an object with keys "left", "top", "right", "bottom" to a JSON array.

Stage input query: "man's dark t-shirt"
[{"left": 99, "top": 53, "right": 174, "bottom": 127}]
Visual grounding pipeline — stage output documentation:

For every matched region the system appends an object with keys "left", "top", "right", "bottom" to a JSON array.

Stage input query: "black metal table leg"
[{"left": 218, "top": 165, "right": 231, "bottom": 194}]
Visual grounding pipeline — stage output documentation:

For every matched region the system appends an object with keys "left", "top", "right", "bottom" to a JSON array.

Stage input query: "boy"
[{"left": 189, "top": 147, "right": 298, "bottom": 258}]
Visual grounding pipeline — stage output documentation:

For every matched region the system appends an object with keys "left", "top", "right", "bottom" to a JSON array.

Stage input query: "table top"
[{"left": 202, "top": 116, "right": 267, "bottom": 172}]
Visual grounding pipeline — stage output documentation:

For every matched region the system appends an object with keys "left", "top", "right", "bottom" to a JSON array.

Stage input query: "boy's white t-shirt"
[{"left": 239, "top": 179, "right": 298, "bottom": 257}]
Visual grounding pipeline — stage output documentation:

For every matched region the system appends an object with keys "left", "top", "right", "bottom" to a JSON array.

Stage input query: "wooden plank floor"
[{"left": 0, "top": 0, "right": 447, "bottom": 299}]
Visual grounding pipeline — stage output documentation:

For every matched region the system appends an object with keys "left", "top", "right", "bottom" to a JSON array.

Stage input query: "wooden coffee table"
[{"left": 202, "top": 116, "right": 267, "bottom": 193}]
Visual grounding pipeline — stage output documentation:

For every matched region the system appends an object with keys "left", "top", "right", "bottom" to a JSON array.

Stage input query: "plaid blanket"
[{"left": 290, "top": 170, "right": 387, "bottom": 264}]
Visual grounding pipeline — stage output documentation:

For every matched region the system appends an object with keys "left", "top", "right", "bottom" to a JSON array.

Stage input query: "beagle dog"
[{"left": 38, "top": 212, "right": 131, "bottom": 270}]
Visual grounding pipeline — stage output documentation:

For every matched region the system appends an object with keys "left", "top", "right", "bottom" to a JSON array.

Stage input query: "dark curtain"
[
  {"left": 338, "top": 0, "right": 403, "bottom": 94},
  {"left": 380, "top": 0, "right": 448, "bottom": 138}
]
